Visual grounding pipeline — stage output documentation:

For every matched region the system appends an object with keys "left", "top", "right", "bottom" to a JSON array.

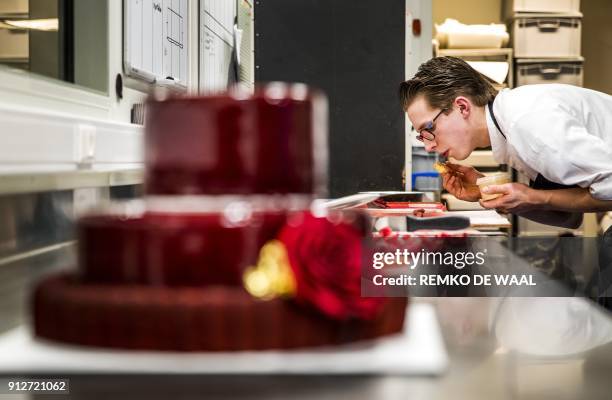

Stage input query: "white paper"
[
  {"left": 125, "top": 0, "right": 188, "bottom": 86},
  {"left": 467, "top": 61, "right": 509, "bottom": 84},
  {"left": 435, "top": 18, "right": 509, "bottom": 49},
  {"left": 445, "top": 210, "right": 511, "bottom": 228}
]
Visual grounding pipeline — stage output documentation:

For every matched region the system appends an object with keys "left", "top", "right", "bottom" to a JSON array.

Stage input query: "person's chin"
[{"left": 448, "top": 151, "right": 469, "bottom": 161}]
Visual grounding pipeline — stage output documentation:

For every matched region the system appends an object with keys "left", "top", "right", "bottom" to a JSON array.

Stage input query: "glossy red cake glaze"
[
  {"left": 78, "top": 210, "right": 288, "bottom": 287},
  {"left": 145, "top": 86, "right": 326, "bottom": 195},
  {"left": 34, "top": 274, "right": 408, "bottom": 351},
  {"left": 32, "top": 84, "right": 408, "bottom": 351}
]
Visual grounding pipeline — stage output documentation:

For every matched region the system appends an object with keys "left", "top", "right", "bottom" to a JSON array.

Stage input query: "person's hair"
[{"left": 398, "top": 56, "right": 498, "bottom": 111}]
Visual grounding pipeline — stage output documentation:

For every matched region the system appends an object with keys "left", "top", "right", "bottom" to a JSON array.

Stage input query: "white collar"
[{"left": 485, "top": 100, "right": 508, "bottom": 164}]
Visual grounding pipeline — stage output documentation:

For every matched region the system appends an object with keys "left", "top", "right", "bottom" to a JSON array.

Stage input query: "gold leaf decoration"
[{"left": 243, "top": 240, "right": 296, "bottom": 299}]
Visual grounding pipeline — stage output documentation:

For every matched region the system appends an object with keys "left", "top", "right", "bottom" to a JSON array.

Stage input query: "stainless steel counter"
[
  {"left": 2, "top": 247, "right": 612, "bottom": 399},
  {"left": 2, "top": 300, "right": 612, "bottom": 399}
]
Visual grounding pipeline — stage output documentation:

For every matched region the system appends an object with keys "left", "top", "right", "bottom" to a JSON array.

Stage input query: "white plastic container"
[
  {"left": 515, "top": 58, "right": 584, "bottom": 86},
  {"left": 476, "top": 173, "right": 512, "bottom": 201},
  {"left": 512, "top": 13, "right": 582, "bottom": 58},
  {"left": 504, "top": 0, "right": 581, "bottom": 17}
]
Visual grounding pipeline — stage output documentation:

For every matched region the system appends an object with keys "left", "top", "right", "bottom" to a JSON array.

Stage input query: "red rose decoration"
[{"left": 278, "top": 211, "right": 385, "bottom": 320}]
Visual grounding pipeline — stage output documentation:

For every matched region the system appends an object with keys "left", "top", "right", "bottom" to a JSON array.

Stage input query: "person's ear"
[{"left": 454, "top": 96, "right": 471, "bottom": 118}]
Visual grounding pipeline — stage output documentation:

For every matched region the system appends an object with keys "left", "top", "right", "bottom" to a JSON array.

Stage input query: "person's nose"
[{"left": 424, "top": 140, "right": 437, "bottom": 153}]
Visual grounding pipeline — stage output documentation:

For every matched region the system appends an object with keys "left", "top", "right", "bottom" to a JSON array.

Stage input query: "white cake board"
[{"left": 0, "top": 303, "right": 447, "bottom": 376}]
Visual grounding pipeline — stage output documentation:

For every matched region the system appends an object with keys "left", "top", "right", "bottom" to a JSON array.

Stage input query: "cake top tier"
[{"left": 145, "top": 83, "right": 328, "bottom": 196}]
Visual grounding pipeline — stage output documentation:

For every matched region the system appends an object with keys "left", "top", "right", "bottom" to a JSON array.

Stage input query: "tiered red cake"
[{"left": 33, "top": 83, "right": 407, "bottom": 351}]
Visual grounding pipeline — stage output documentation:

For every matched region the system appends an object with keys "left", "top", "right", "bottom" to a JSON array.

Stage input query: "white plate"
[{"left": 0, "top": 304, "right": 447, "bottom": 375}]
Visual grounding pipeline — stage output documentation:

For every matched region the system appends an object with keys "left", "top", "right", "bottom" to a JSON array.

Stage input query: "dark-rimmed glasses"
[{"left": 415, "top": 109, "right": 446, "bottom": 142}]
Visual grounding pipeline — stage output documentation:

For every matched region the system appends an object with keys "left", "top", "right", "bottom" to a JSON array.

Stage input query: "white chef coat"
[{"left": 486, "top": 84, "right": 612, "bottom": 200}]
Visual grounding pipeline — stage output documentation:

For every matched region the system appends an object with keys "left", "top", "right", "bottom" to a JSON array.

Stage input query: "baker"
[{"left": 399, "top": 56, "right": 612, "bottom": 229}]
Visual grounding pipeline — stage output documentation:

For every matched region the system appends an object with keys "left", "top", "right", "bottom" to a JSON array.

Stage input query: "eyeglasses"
[{"left": 415, "top": 109, "right": 446, "bottom": 142}]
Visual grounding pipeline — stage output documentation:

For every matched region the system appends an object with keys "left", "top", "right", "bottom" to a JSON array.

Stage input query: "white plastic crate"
[
  {"left": 512, "top": 13, "right": 582, "bottom": 58},
  {"left": 503, "top": 0, "right": 580, "bottom": 18},
  {"left": 515, "top": 58, "right": 584, "bottom": 86}
]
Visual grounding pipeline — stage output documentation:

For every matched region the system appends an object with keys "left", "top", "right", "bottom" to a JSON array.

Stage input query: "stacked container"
[
  {"left": 505, "top": 0, "right": 584, "bottom": 87},
  {"left": 504, "top": 0, "right": 584, "bottom": 235}
]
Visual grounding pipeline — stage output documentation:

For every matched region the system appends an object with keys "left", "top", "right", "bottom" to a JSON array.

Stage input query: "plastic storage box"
[
  {"left": 515, "top": 58, "right": 584, "bottom": 86},
  {"left": 412, "top": 172, "right": 441, "bottom": 192},
  {"left": 511, "top": 13, "right": 582, "bottom": 58},
  {"left": 503, "top": 0, "right": 580, "bottom": 17}
]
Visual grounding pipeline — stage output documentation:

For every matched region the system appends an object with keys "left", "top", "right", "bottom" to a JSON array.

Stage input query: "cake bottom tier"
[{"left": 33, "top": 274, "right": 408, "bottom": 351}]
